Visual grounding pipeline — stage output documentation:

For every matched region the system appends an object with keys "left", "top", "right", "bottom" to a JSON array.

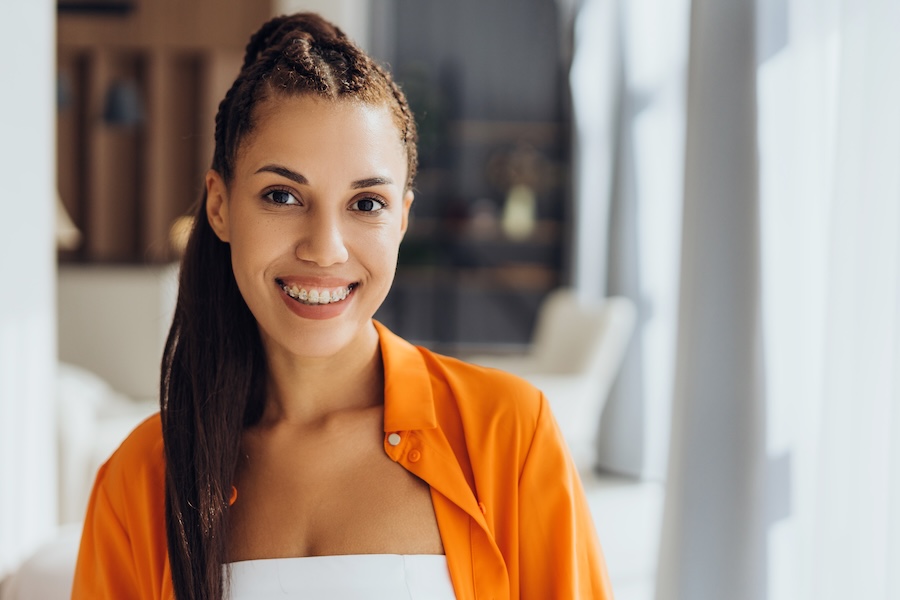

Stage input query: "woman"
[{"left": 72, "top": 13, "right": 613, "bottom": 600}]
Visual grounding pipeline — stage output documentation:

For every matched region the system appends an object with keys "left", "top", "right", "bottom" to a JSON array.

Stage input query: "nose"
[{"left": 295, "top": 210, "right": 349, "bottom": 267}]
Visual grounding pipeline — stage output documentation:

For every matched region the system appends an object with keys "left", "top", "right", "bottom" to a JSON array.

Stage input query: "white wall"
[
  {"left": 0, "top": 0, "right": 58, "bottom": 579},
  {"left": 58, "top": 264, "right": 179, "bottom": 403}
]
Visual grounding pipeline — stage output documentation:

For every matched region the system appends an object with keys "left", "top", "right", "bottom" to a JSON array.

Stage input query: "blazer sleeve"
[
  {"left": 71, "top": 461, "right": 141, "bottom": 600},
  {"left": 517, "top": 392, "right": 615, "bottom": 599}
]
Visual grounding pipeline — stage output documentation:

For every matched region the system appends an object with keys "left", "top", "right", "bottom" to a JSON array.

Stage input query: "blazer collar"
[
  {"left": 374, "top": 322, "right": 510, "bottom": 598},
  {"left": 374, "top": 320, "right": 438, "bottom": 432},
  {"left": 375, "top": 319, "right": 486, "bottom": 525}
]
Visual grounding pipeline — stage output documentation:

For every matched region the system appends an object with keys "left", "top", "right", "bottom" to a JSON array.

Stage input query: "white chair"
[{"left": 466, "top": 289, "right": 636, "bottom": 472}]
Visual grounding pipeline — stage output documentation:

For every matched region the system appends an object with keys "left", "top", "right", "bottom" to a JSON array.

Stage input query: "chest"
[{"left": 227, "top": 413, "right": 444, "bottom": 561}]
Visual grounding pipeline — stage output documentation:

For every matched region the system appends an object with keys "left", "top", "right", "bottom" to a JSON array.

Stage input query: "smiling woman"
[{"left": 70, "top": 12, "right": 613, "bottom": 600}]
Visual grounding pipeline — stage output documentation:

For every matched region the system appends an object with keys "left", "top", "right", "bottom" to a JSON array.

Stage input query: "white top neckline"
[{"left": 226, "top": 553, "right": 457, "bottom": 599}]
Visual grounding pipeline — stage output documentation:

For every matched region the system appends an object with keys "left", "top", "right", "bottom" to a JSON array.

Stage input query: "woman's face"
[{"left": 206, "top": 94, "right": 413, "bottom": 361}]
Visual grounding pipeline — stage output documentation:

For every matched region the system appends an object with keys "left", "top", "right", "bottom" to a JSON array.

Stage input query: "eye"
[
  {"left": 351, "top": 196, "right": 387, "bottom": 213},
  {"left": 264, "top": 189, "right": 300, "bottom": 205}
]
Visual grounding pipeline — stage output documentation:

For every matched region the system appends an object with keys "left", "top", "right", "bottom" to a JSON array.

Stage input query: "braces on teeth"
[{"left": 280, "top": 282, "right": 354, "bottom": 305}]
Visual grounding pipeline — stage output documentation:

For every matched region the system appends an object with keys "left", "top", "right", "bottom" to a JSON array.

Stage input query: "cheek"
[
  {"left": 362, "top": 226, "right": 404, "bottom": 266},
  {"left": 227, "top": 219, "right": 286, "bottom": 286},
  {"left": 230, "top": 212, "right": 281, "bottom": 257}
]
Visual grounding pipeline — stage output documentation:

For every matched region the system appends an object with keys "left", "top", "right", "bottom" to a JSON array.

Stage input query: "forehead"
[{"left": 238, "top": 95, "right": 407, "bottom": 172}]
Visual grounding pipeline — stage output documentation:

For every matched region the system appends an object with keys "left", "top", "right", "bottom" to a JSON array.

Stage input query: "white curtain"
[
  {"left": 570, "top": 0, "right": 690, "bottom": 480},
  {"left": 571, "top": 0, "right": 900, "bottom": 598},
  {"left": 655, "top": 2, "right": 768, "bottom": 599},
  {"left": 657, "top": 0, "right": 900, "bottom": 598},
  {"left": 756, "top": 0, "right": 900, "bottom": 598}
]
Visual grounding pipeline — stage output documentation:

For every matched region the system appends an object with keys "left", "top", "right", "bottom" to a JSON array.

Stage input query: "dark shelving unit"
[{"left": 371, "top": 0, "right": 571, "bottom": 351}]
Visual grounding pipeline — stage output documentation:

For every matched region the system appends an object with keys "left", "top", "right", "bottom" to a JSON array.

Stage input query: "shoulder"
[
  {"left": 75, "top": 414, "right": 170, "bottom": 597},
  {"left": 418, "top": 346, "right": 541, "bottom": 400},
  {"left": 416, "top": 345, "right": 546, "bottom": 434},
  {"left": 95, "top": 413, "right": 165, "bottom": 502},
  {"left": 106, "top": 412, "right": 164, "bottom": 470}
]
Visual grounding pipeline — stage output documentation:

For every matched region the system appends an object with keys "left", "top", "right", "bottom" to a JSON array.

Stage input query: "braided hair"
[
  {"left": 212, "top": 13, "right": 417, "bottom": 187},
  {"left": 160, "top": 13, "right": 418, "bottom": 600}
]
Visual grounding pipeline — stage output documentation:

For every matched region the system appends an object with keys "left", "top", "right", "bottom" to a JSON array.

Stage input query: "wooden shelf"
[
  {"left": 57, "top": 0, "right": 272, "bottom": 263},
  {"left": 57, "top": 0, "right": 270, "bottom": 51}
]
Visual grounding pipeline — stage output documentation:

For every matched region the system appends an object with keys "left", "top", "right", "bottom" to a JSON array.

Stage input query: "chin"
[{"left": 263, "top": 315, "right": 376, "bottom": 361}]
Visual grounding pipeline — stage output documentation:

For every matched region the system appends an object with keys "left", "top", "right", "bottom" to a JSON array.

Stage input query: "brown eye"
[
  {"left": 351, "top": 197, "right": 386, "bottom": 213},
  {"left": 265, "top": 189, "right": 299, "bottom": 205}
]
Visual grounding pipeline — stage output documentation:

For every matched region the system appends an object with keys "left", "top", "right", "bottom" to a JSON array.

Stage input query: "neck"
[{"left": 259, "top": 321, "right": 383, "bottom": 426}]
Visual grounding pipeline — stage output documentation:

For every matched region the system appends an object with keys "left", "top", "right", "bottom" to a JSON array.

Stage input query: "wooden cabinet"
[{"left": 56, "top": 0, "right": 273, "bottom": 263}]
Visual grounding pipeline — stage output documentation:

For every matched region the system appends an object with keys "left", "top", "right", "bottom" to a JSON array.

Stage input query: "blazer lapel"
[{"left": 375, "top": 321, "right": 510, "bottom": 599}]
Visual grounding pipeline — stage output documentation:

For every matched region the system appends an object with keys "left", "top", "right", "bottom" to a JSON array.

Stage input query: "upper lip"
[{"left": 275, "top": 276, "right": 357, "bottom": 288}]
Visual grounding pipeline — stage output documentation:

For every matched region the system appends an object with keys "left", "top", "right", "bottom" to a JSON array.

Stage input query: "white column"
[
  {"left": 0, "top": 0, "right": 58, "bottom": 579},
  {"left": 656, "top": 1, "right": 767, "bottom": 599},
  {"left": 568, "top": 0, "right": 620, "bottom": 302}
]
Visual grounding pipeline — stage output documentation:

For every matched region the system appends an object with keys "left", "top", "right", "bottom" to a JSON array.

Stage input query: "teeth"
[{"left": 280, "top": 282, "right": 353, "bottom": 305}]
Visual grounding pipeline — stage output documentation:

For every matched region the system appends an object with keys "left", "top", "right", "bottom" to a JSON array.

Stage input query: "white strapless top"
[{"left": 226, "top": 554, "right": 458, "bottom": 599}]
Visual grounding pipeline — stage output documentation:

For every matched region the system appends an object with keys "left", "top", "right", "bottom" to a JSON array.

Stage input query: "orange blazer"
[{"left": 72, "top": 321, "right": 614, "bottom": 599}]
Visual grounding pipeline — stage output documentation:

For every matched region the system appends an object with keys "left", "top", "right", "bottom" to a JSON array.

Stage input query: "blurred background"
[{"left": 1, "top": 1, "right": 898, "bottom": 599}]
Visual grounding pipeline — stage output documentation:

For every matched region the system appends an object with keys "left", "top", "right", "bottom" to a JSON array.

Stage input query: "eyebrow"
[
  {"left": 351, "top": 176, "right": 394, "bottom": 189},
  {"left": 255, "top": 164, "right": 394, "bottom": 189},
  {"left": 255, "top": 164, "right": 308, "bottom": 185}
]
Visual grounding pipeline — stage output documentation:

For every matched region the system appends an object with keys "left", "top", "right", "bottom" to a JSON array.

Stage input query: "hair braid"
[
  {"left": 210, "top": 12, "right": 417, "bottom": 187},
  {"left": 163, "top": 12, "right": 420, "bottom": 600},
  {"left": 241, "top": 15, "right": 293, "bottom": 70},
  {"left": 382, "top": 67, "right": 419, "bottom": 183}
]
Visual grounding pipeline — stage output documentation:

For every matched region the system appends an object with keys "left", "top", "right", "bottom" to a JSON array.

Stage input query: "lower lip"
[{"left": 278, "top": 285, "right": 355, "bottom": 320}]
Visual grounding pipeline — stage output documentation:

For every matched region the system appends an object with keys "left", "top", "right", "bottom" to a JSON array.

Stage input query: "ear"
[
  {"left": 399, "top": 189, "right": 414, "bottom": 239},
  {"left": 205, "top": 169, "right": 231, "bottom": 243}
]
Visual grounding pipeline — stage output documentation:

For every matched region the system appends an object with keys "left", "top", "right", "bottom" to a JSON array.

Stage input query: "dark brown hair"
[{"left": 159, "top": 13, "right": 418, "bottom": 600}]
